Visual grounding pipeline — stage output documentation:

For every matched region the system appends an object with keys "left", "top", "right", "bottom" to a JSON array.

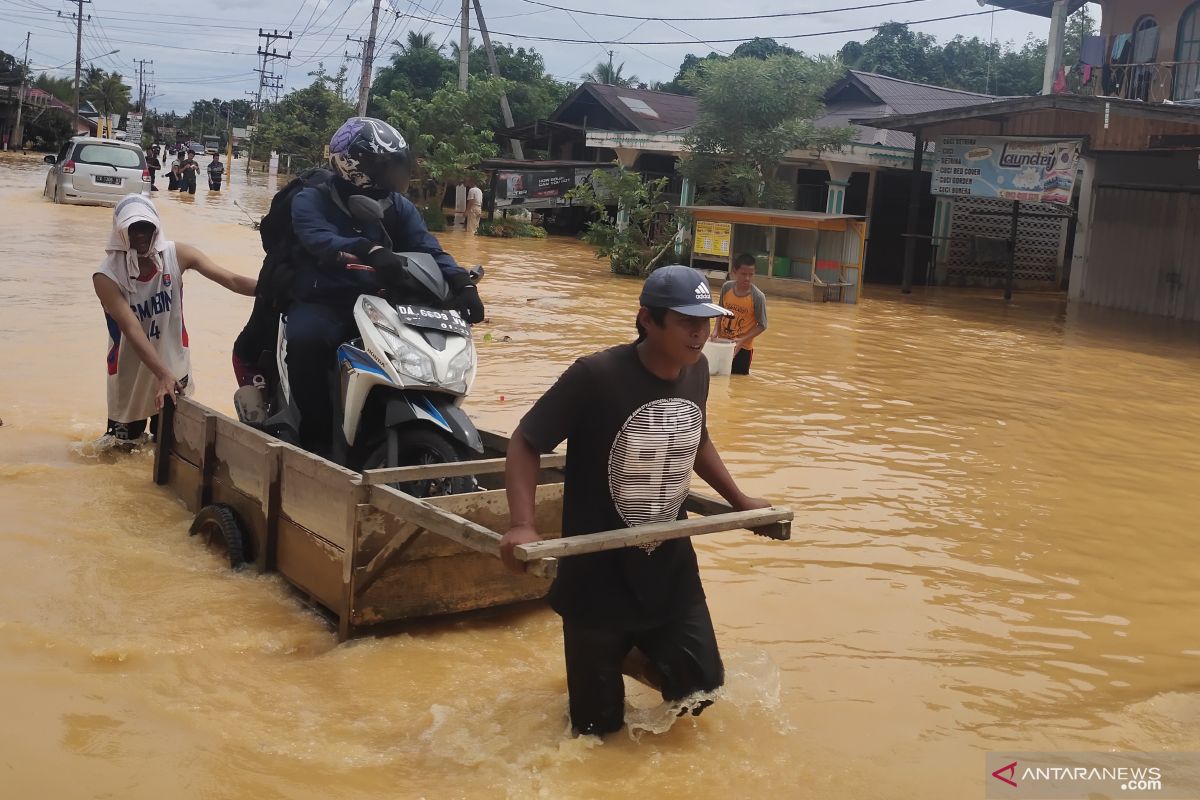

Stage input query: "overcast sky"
[{"left": 4, "top": 0, "right": 1081, "bottom": 113}]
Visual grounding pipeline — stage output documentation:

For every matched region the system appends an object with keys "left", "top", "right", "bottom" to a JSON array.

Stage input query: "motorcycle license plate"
[
  {"left": 96, "top": 175, "right": 122, "bottom": 185},
  {"left": 393, "top": 305, "right": 471, "bottom": 337}
]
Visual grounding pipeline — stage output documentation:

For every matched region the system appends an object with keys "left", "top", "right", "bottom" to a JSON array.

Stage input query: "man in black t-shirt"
[{"left": 500, "top": 265, "right": 770, "bottom": 737}]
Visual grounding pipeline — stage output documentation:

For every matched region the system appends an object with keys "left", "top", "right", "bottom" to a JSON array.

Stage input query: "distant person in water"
[
  {"left": 179, "top": 149, "right": 199, "bottom": 195},
  {"left": 92, "top": 195, "right": 255, "bottom": 443},
  {"left": 146, "top": 145, "right": 161, "bottom": 192},
  {"left": 711, "top": 253, "right": 768, "bottom": 375},
  {"left": 207, "top": 153, "right": 224, "bottom": 191}
]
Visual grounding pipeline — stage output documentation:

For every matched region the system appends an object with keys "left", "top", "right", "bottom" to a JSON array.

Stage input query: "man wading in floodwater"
[
  {"left": 500, "top": 265, "right": 770, "bottom": 736},
  {"left": 92, "top": 195, "right": 256, "bottom": 443}
]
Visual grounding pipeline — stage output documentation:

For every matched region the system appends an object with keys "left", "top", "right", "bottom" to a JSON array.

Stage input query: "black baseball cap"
[{"left": 640, "top": 265, "right": 733, "bottom": 318}]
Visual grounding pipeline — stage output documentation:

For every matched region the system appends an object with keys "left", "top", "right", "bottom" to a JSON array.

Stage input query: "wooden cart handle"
[{"left": 513, "top": 507, "right": 793, "bottom": 561}]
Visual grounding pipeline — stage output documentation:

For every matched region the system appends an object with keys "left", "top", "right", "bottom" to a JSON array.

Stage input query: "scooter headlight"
[
  {"left": 388, "top": 339, "right": 436, "bottom": 384},
  {"left": 362, "top": 298, "right": 436, "bottom": 383},
  {"left": 444, "top": 340, "right": 475, "bottom": 393}
]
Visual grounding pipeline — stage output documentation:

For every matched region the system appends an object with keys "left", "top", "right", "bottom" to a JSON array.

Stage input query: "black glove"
[
  {"left": 455, "top": 284, "right": 485, "bottom": 324},
  {"left": 365, "top": 247, "right": 405, "bottom": 272}
]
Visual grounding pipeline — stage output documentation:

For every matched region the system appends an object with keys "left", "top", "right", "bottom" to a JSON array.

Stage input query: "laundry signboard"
[
  {"left": 694, "top": 221, "right": 731, "bottom": 257},
  {"left": 932, "top": 136, "right": 1082, "bottom": 205}
]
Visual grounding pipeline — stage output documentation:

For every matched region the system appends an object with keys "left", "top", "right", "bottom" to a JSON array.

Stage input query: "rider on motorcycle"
[{"left": 287, "top": 116, "right": 484, "bottom": 453}]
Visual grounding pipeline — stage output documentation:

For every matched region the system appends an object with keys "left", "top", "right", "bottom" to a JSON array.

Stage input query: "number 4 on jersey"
[{"left": 148, "top": 320, "right": 160, "bottom": 340}]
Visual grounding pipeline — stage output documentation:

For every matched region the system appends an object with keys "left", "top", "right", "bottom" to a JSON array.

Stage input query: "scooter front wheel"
[{"left": 360, "top": 426, "right": 474, "bottom": 498}]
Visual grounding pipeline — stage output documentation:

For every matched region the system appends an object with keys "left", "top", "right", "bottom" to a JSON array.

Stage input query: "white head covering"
[{"left": 99, "top": 194, "right": 168, "bottom": 293}]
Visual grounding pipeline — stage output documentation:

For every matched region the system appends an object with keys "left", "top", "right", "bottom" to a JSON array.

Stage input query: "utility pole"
[
  {"left": 607, "top": 50, "right": 614, "bottom": 84},
  {"left": 473, "top": 0, "right": 522, "bottom": 159},
  {"left": 133, "top": 58, "right": 152, "bottom": 111},
  {"left": 63, "top": 0, "right": 92, "bottom": 126},
  {"left": 356, "top": 0, "right": 381, "bottom": 116},
  {"left": 253, "top": 29, "right": 292, "bottom": 126},
  {"left": 458, "top": 0, "right": 470, "bottom": 91},
  {"left": 251, "top": 29, "right": 292, "bottom": 166},
  {"left": 455, "top": 0, "right": 470, "bottom": 227},
  {"left": 9, "top": 32, "right": 30, "bottom": 151}
]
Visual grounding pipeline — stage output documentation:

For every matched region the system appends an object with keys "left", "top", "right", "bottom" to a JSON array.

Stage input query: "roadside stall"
[{"left": 685, "top": 206, "right": 867, "bottom": 303}]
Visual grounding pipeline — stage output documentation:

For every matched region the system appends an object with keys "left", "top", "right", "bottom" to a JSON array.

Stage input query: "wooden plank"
[
  {"left": 274, "top": 516, "right": 344, "bottom": 613},
  {"left": 259, "top": 443, "right": 283, "bottom": 573},
  {"left": 278, "top": 446, "right": 361, "bottom": 550},
  {"left": 514, "top": 507, "right": 793, "bottom": 561},
  {"left": 354, "top": 521, "right": 421, "bottom": 594},
  {"left": 198, "top": 412, "right": 218, "bottom": 508},
  {"left": 425, "top": 484, "right": 564, "bottom": 539},
  {"left": 353, "top": 551, "right": 549, "bottom": 627},
  {"left": 684, "top": 491, "right": 791, "bottom": 541},
  {"left": 338, "top": 485, "right": 369, "bottom": 641},
  {"left": 361, "top": 453, "right": 566, "bottom": 485},
  {"left": 153, "top": 398, "right": 175, "bottom": 485},
  {"left": 212, "top": 416, "right": 274, "bottom": 502},
  {"left": 165, "top": 452, "right": 203, "bottom": 513},
  {"left": 367, "top": 484, "right": 557, "bottom": 579},
  {"left": 170, "top": 398, "right": 207, "bottom": 467}
]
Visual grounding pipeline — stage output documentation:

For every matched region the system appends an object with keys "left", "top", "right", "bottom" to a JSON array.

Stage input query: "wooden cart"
[{"left": 154, "top": 397, "right": 793, "bottom": 641}]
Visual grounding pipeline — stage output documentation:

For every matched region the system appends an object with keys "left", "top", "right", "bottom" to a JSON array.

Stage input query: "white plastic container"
[{"left": 703, "top": 339, "right": 736, "bottom": 376}]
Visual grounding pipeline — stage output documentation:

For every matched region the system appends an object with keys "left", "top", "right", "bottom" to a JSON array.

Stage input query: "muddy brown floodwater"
[{"left": 1, "top": 151, "right": 1199, "bottom": 799}]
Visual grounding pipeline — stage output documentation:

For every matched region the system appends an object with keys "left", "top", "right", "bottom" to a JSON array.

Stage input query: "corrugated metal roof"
[
  {"left": 581, "top": 82, "right": 699, "bottom": 134},
  {"left": 817, "top": 70, "right": 996, "bottom": 151}
]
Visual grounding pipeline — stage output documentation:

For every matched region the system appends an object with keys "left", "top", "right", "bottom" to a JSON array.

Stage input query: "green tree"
[
  {"left": 567, "top": 165, "right": 674, "bottom": 276},
  {"left": 682, "top": 54, "right": 853, "bottom": 208},
  {"left": 83, "top": 68, "right": 132, "bottom": 128},
  {"left": 376, "top": 75, "right": 507, "bottom": 209},
  {"left": 401, "top": 31, "right": 437, "bottom": 53},
  {"left": 582, "top": 60, "right": 638, "bottom": 87},
  {"left": 659, "top": 52, "right": 724, "bottom": 95},
  {"left": 253, "top": 76, "right": 355, "bottom": 167},
  {"left": 34, "top": 74, "right": 74, "bottom": 103},
  {"left": 369, "top": 42, "right": 456, "bottom": 107},
  {"left": 731, "top": 38, "right": 796, "bottom": 60},
  {"left": 466, "top": 43, "right": 571, "bottom": 126},
  {"left": 839, "top": 22, "right": 941, "bottom": 84}
]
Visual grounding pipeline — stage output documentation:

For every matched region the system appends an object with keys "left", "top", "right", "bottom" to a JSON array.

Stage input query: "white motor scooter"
[{"left": 238, "top": 252, "right": 484, "bottom": 497}]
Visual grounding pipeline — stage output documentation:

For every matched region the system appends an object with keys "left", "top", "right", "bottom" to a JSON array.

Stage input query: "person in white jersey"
[{"left": 92, "top": 194, "right": 256, "bottom": 442}]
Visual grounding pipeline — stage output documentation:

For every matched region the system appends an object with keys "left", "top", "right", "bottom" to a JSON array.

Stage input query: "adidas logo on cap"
[{"left": 695, "top": 282, "right": 712, "bottom": 301}]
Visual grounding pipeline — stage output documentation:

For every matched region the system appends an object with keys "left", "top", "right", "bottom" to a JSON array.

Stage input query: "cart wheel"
[{"left": 189, "top": 504, "right": 246, "bottom": 570}]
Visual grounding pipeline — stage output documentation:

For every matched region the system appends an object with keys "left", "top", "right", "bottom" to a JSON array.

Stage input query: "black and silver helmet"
[{"left": 328, "top": 116, "right": 410, "bottom": 193}]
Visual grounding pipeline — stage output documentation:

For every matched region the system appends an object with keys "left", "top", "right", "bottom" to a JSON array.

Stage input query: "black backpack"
[
  {"left": 256, "top": 166, "right": 333, "bottom": 310},
  {"left": 231, "top": 167, "right": 333, "bottom": 370}
]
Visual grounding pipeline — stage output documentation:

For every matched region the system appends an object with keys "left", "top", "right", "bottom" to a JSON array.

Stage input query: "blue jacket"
[{"left": 290, "top": 181, "right": 464, "bottom": 305}]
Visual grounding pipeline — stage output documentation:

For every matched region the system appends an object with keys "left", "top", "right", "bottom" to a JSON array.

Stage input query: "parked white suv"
[{"left": 43, "top": 137, "right": 150, "bottom": 206}]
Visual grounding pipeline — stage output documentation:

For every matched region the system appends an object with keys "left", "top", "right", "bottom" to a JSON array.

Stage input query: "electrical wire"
[
  {"left": 516, "top": 0, "right": 938, "bottom": 22},
  {"left": 392, "top": 2, "right": 1051, "bottom": 46}
]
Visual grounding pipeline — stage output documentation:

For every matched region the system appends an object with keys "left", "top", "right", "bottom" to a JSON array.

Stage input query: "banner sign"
[
  {"left": 694, "top": 221, "right": 732, "bottom": 257},
  {"left": 932, "top": 136, "right": 1082, "bottom": 205},
  {"left": 497, "top": 169, "right": 574, "bottom": 200},
  {"left": 125, "top": 113, "right": 143, "bottom": 147}
]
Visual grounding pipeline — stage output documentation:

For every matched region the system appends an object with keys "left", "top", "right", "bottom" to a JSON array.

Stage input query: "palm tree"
[
  {"left": 83, "top": 69, "right": 131, "bottom": 135},
  {"left": 449, "top": 36, "right": 477, "bottom": 63},
  {"left": 400, "top": 31, "right": 438, "bottom": 53},
  {"left": 582, "top": 60, "right": 639, "bottom": 87}
]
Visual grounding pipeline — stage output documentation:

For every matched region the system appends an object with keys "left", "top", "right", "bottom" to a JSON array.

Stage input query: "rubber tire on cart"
[
  {"left": 360, "top": 427, "right": 474, "bottom": 498},
  {"left": 189, "top": 503, "right": 247, "bottom": 570}
]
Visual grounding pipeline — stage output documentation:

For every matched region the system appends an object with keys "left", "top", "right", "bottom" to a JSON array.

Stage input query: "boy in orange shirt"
[{"left": 712, "top": 253, "right": 768, "bottom": 375}]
